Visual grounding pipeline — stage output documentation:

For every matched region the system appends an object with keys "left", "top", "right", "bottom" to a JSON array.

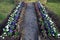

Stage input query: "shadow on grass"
[{"left": 46, "top": 7, "right": 60, "bottom": 32}]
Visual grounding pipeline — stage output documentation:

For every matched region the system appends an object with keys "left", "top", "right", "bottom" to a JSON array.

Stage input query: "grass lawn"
[
  {"left": 0, "top": 2, "right": 15, "bottom": 23},
  {"left": 46, "top": 0, "right": 60, "bottom": 16},
  {"left": 0, "top": 0, "right": 60, "bottom": 23}
]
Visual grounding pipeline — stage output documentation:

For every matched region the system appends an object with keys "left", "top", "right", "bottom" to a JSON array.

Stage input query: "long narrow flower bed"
[
  {"left": 0, "top": 2, "right": 25, "bottom": 39},
  {"left": 37, "top": 1, "right": 60, "bottom": 38}
]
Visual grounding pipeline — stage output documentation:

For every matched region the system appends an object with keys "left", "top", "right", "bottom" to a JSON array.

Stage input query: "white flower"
[
  {"left": 49, "top": 20, "right": 52, "bottom": 23},
  {"left": 6, "top": 29, "right": 9, "bottom": 31},
  {"left": 8, "top": 20, "right": 10, "bottom": 21},
  {"left": 52, "top": 34, "right": 55, "bottom": 36},
  {"left": 58, "top": 34, "right": 60, "bottom": 38},
  {"left": 18, "top": 5, "right": 20, "bottom": 8},
  {"left": 10, "top": 14, "right": 13, "bottom": 16},
  {"left": 53, "top": 27, "right": 56, "bottom": 32},
  {"left": 16, "top": 7, "right": 19, "bottom": 9},
  {"left": 51, "top": 24, "right": 54, "bottom": 27},
  {"left": 11, "top": 18, "right": 14, "bottom": 20},
  {"left": 5, "top": 25, "right": 9, "bottom": 29},
  {"left": 14, "top": 10, "right": 18, "bottom": 13},
  {"left": 50, "top": 22, "right": 53, "bottom": 25},
  {"left": 2, "top": 37, "right": 5, "bottom": 39},
  {"left": 3, "top": 28, "right": 5, "bottom": 31},
  {"left": 47, "top": 17, "right": 50, "bottom": 20},
  {"left": 43, "top": 9, "right": 45, "bottom": 12},
  {"left": 51, "top": 26, "right": 53, "bottom": 28},
  {"left": 10, "top": 15, "right": 12, "bottom": 16},
  {"left": 4, "top": 32, "right": 6, "bottom": 35},
  {"left": 46, "top": 14, "right": 48, "bottom": 17}
]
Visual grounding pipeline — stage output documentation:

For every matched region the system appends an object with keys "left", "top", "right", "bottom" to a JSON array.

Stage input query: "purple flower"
[{"left": 9, "top": 30, "right": 13, "bottom": 33}]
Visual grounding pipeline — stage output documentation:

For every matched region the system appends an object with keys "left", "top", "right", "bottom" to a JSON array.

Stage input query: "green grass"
[
  {"left": 0, "top": 2, "right": 15, "bottom": 23},
  {"left": 47, "top": 0, "right": 60, "bottom": 16},
  {"left": 0, "top": 0, "right": 60, "bottom": 23}
]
